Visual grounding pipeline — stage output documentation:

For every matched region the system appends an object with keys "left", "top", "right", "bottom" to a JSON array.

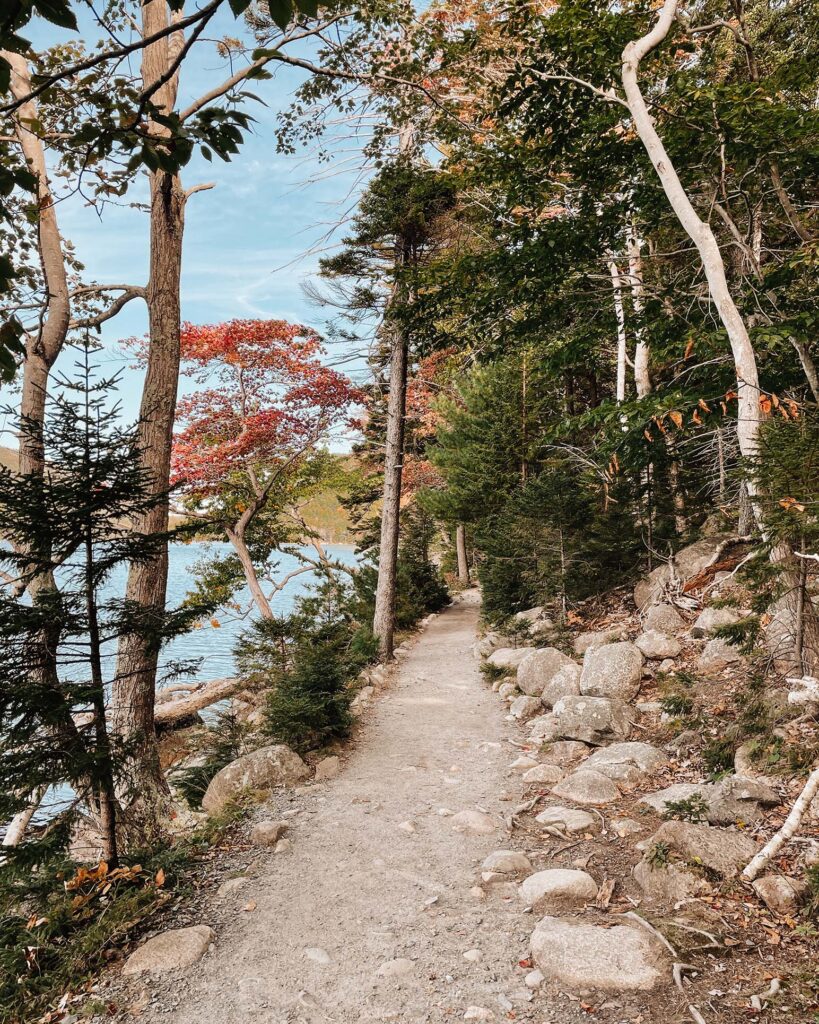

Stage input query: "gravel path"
[{"left": 150, "top": 594, "right": 567, "bottom": 1023}]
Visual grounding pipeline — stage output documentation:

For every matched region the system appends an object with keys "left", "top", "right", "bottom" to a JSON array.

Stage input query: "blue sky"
[{"left": 6, "top": 6, "right": 380, "bottom": 447}]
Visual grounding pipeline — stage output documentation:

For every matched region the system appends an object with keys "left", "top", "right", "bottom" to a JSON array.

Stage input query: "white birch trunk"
[
  {"left": 609, "top": 258, "right": 628, "bottom": 406},
  {"left": 621, "top": 0, "right": 762, "bottom": 477}
]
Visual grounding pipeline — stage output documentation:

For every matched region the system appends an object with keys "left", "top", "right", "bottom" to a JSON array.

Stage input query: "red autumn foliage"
[{"left": 169, "top": 319, "right": 359, "bottom": 496}]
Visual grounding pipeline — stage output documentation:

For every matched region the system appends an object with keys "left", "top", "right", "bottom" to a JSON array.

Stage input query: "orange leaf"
[
  {"left": 692, "top": 409, "right": 702, "bottom": 425},
  {"left": 210, "top": 618, "right": 221, "bottom": 628},
  {"left": 644, "top": 429, "right": 653, "bottom": 442},
  {"left": 698, "top": 398, "right": 711, "bottom": 413},
  {"left": 759, "top": 395, "right": 772, "bottom": 414},
  {"left": 155, "top": 868, "right": 165, "bottom": 887},
  {"left": 684, "top": 338, "right": 695, "bottom": 359},
  {"left": 668, "top": 410, "right": 683, "bottom": 429}
]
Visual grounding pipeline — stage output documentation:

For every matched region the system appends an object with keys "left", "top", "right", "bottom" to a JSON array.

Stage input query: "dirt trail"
[{"left": 147, "top": 594, "right": 571, "bottom": 1024}]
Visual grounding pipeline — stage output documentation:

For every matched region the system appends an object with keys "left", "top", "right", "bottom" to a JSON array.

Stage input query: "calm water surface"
[{"left": 147, "top": 540, "right": 358, "bottom": 682}]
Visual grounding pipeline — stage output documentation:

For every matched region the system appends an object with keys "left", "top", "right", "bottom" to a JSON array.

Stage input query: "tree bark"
[
  {"left": 609, "top": 258, "right": 628, "bottom": 406},
  {"left": 790, "top": 336, "right": 819, "bottom": 403},
  {"left": 455, "top": 523, "right": 469, "bottom": 584},
  {"left": 621, "top": 1, "right": 762, "bottom": 472},
  {"left": 5, "top": 52, "right": 70, "bottom": 480},
  {"left": 225, "top": 526, "right": 276, "bottom": 619},
  {"left": 372, "top": 324, "right": 409, "bottom": 659},
  {"left": 112, "top": 0, "right": 186, "bottom": 842},
  {"left": 626, "top": 226, "right": 651, "bottom": 400}
]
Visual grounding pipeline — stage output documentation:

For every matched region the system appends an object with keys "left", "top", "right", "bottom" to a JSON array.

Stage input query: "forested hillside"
[{"left": 0, "top": 0, "right": 817, "bottom": 1020}]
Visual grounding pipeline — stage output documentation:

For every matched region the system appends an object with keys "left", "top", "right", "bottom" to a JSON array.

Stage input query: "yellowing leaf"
[
  {"left": 155, "top": 868, "right": 165, "bottom": 886},
  {"left": 668, "top": 410, "right": 683, "bottom": 429}
]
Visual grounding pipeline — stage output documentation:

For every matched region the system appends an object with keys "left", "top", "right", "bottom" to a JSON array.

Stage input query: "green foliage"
[
  {"left": 646, "top": 841, "right": 670, "bottom": 869},
  {"left": 662, "top": 794, "right": 710, "bottom": 823},
  {"left": 713, "top": 616, "right": 762, "bottom": 655},
  {"left": 0, "top": 351, "right": 209, "bottom": 868},
  {"left": 702, "top": 736, "right": 737, "bottom": 779},
  {"left": 658, "top": 692, "right": 696, "bottom": 721},
  {"left": 263, "top": 612, "right": 355, "bottom": 755},
  {"left": 237, "top": 581, "right": 368, "bottom": 755},
  {"left": 427, "top": 351, "right": 642, "bottom": 623}
]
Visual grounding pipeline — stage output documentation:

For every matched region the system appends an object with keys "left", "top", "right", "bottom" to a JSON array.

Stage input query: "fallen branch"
[
  {"left": 743, "top": 765, "right": 819, "bottom": 880},
  {"left": 154, "top": 677, "right": 246, "bottom": 728}
]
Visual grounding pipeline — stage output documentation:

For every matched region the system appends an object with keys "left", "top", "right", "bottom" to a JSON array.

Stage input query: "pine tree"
[{"left": 0, "top": 345, "right": 196, "bottom": 865}]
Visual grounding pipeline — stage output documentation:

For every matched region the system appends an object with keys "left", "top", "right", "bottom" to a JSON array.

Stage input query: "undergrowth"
[{"left": 0, "top": 799, "right": 250, "bottom": 1023}]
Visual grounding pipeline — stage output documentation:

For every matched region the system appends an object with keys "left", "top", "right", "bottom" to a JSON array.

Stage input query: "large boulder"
[
  {"left": 551, "top": 769, "right": 620, "bottom": 806},
  {"left": 522, "top": 763, "right": 564, "bottom": 785},
  {"left": 639, "top": 776, "right": 778, "bottom": 825},
  {"left": 638, "top": 783, "right": 712, "bottom": 816},
  {"left": 635, "top": 631, "right": 681, "bottom": 660},
  {"left": 752, "top": 874, "right": 808, "bottom": 917},
  {"left": 201, "top": 744, "right": 310, "bottom": 814},
  {"left": 122, "top": 925, "right": 215, "bottom": 975},
  {"left": 541, "top": 663, "right": 582, "bottom": 708},
  {"left": 634, "top": 535, "right": 736, "bottom": 609},
  {"left": 633, "top": 820, "right": 758, "bottom": 906},
  {"left": 530, "top": 916, "right": 666, "bottom": 992},
  {"left": 691, "top": 606, "right": 745, "bottom": 637},
  {"left": 482, "top": 850, "right": 533, "bottom": 876},
  {"left": 580, "top": 642, "right": 643, "bottom": 702},
  {"left": 697, "top": 638, "right": 743, "bottom": 672},
  {"left": 487, "top": 647, "right": 535, "bottom": 671},
  {"left": 572, "top": 627, "right": 627, "bottom": 657},
  {"left": 706, "top": 775, "right": 779, "bottom": 825},
  {"left": 643, "top": 603, "right": 686, "bottom": 634},
  {"left": 515, "top": 605, "right": 545, "bottom": 623},
  {"left": 583, "top": 742, "right": 668, "bottom": 784},
  {"left": 518, "top": 869, "right": 597, "bottom": 913},
  {"left": 476, "top": 632, "right": 504, "bottom": 658},
  {"left": 552, "top": 694, "right": 635, "bottom": 745},
  {"left": 517, "top": 648, "right": 578, "bottom": 697}
]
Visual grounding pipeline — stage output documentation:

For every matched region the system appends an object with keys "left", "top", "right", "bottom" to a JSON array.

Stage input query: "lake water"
[{"left": 152, "top": 540, "right": 358, "bottom": 682}]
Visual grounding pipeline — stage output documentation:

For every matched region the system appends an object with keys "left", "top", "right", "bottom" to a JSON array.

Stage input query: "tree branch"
[
  {"left": 69, "top": 285, "right": 147, "bottom": 330},
  {"left": 0, "top": 0, "right": 226, "bottom": 116}
]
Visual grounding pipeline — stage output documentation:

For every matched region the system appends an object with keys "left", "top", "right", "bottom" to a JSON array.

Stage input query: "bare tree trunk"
[
  {"left": 621, "top": 1, "right": 762, "bottom": 473},
  {"left": 226, "top": 526, "right": 276, "bottom": 619},
  {"left": 609, "top": 258, "right": 628, "bottom": 406},
  {"left": 456, "top": 523, "right": 469, "bottom": 585},
  {"left": 626, "top": 225, "right": 651, "bottom": 399},
  {"left": 372, "top": 123, "right": 415, "bottom": 661},
  {"left": 372, "top": 325, "right": 409, "bottom": 659},
  {"left": 622, "top": 3, "right": 819, "bottom": 671},
  {"left": 5, "top": 53, "right": 70, "bottom": 480},
  {"left": 790, "top": 336, "right": 819, "bottom": 403},
  {"left": 112, "top": 0, "right": 185, "bottom": 841}
]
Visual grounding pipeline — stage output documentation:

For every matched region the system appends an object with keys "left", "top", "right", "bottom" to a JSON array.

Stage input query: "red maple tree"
[{"left": 168, "top": 318, "right": 359, "bottom": 617}]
